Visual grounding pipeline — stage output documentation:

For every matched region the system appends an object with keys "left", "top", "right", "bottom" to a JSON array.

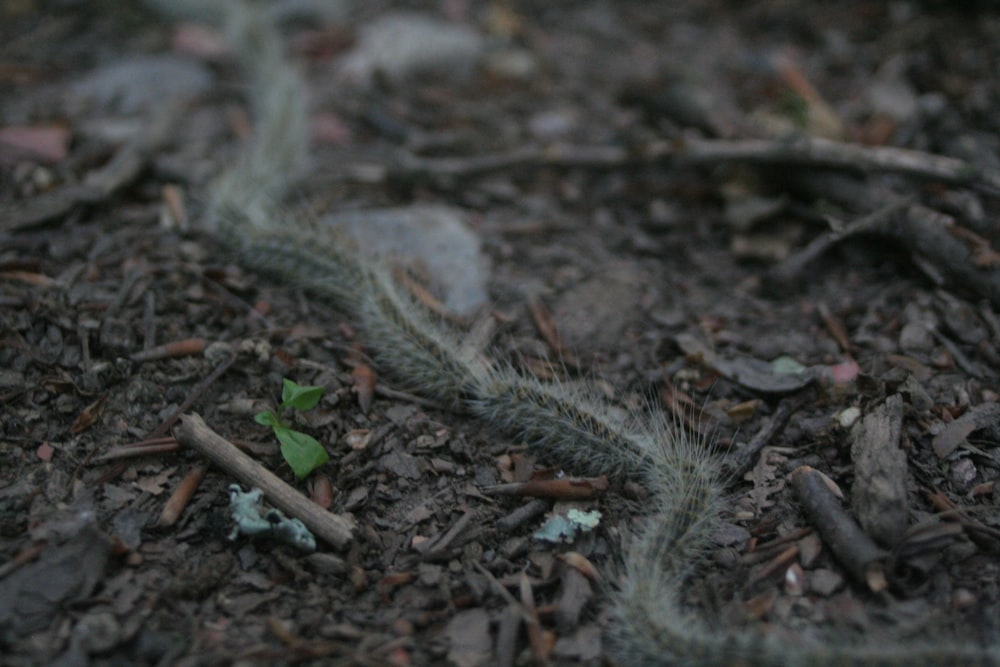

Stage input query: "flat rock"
[
  {"left": 67, "top": 54, "right": 212, "bottom": 115},
  {"left": 338, "top": 12, "right": 485, "bottom": 84},
  {"left": 323, "top": 204, "right": 489, "bottom": 316},
  {"left": 552, "top": 260, "right": 646, "bottom": 352}
]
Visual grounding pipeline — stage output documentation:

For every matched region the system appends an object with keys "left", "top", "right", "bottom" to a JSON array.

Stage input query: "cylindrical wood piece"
[{"left": 175, "top": 413, "right": 355, "bottom": 549}]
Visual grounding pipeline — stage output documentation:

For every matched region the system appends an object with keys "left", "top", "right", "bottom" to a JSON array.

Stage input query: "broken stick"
[
  {"left": 174, "top": 412, "right": 355, "bottom": 549},
  {"left": 790, "top": 465, "right": 887, "bottom": 592}
]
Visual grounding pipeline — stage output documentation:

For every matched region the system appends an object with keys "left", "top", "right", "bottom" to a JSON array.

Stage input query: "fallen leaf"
[
  {"left": 133, "top": 469, "right": 174, "bottom": 496},
  {"left": 558, "top": 551, "right": 601, "bottom": 581},
  {"left": 352, "top": 364, "right": 376, "bottom": 414},
  {"left": 71, "top": 394, "right": 107, "bottom": 434},
  {"left": 345, "top": 429, "right": 373, "bottom": 451},
  {"left": 528, "top": 295, "right": 566, "bottom": 357},
  {"left": 0, "top": 522, "right": 113, "bottom": 638}
]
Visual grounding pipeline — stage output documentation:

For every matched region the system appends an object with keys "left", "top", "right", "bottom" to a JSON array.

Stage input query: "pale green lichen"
[{"left": 228, "top": 485, "right": 315, "bottom": 553}]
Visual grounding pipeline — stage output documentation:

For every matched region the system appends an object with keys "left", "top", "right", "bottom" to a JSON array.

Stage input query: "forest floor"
[{"left": 2, "top": 1, "right": 1000, "bottom": 665}]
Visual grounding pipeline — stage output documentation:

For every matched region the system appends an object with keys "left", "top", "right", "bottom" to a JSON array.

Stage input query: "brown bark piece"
[
  {"left": 445, "top": 608, "right": 491, "bottom": 667},
  {"left": 931, "top": 401, "right": 1000, "bottom": 458},
  {"left": 849, "top": 394, "right": 909, "bottom": 547}
]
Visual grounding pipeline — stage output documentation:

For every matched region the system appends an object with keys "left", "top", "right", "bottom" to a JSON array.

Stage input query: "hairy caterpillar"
[{"left": 163, "top": 2, "right": 1000, "bottom": 664}]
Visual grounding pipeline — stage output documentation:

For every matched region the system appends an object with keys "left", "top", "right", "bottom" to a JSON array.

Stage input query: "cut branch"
[
  {"left": 791, "top": 465, "right": 886, "bottom": 591},
  {"left": 379, "top": 135, "right": 1000, "bottom": 196},
  {"left": 174, "top": 413, "right": 355, "bottom": 550},
  {"left": 766, "top": 199, "right": 1000, "bottom": 308}
]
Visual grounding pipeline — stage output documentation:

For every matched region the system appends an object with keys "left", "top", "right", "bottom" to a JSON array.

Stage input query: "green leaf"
[
  {"left": 772, "top": 355, "right": 808, "bottom": 376},
  {"left": 280, "top": 378, "right": 324, "bottom": 412},
  {"left": 274, "top": 425, "right": 329, "bottom": 479},
  {"left": 254, "top": 410, "right": 280, "bottom": 427}
]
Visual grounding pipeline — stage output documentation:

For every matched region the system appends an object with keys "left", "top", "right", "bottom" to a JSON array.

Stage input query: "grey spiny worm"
[
  {"left": 168, "top": 2, "right": 1000, "bottom": 664},
  {"left": 469, "top": 367, "right": 654, "bottom": 478},
  {"left": 607, "top": 419, "right": 1000, "bottom": 666}
]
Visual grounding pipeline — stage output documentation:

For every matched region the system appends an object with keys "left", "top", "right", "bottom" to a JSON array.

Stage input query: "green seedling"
[{"left": 255, "top": 378, "right": 329, "bottom": 479}]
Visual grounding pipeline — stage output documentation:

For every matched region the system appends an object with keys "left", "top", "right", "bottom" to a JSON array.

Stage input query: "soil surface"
[{"left": 2, "top": 1, "right": 1000, "bottom": 665}]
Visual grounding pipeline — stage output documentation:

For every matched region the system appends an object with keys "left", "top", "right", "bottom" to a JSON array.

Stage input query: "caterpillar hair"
[
  {"left": 469, "top": 366, "right": 654, "bottom": 479},
  {"left": 607, "top": 419, "right": 1000, "bottom": 666},
  {"left": 168, "top": 2, "right": 1000, "bottom": 664}
]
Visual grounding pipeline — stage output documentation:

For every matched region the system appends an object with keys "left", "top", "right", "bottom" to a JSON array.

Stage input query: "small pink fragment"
[
  {"left": 311, "top": 112, "right": 352, "bottom": 146},
  {"left": 171, "top": 22, "right": 228, "bottom": 59},
  {"left": 37, "top": 442, "right": 54, "bottom": 461},
  {"left": 829, "top": 359, "right": 859, "bottom": 384},
  {"left": 0, "top": 124, "right": 71, "bottom": 163}
]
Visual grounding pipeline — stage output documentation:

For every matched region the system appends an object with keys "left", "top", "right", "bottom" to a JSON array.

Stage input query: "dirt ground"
[{"left": 2, "top": 1, "right": 1000, "bottom": 665}]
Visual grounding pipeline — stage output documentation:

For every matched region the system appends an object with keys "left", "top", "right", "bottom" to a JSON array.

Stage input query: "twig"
[
  {"left": 380, "top": 135, "right": 1000, "bottom": 195},
  {"left": 93, "top": 437, "right": 180, "bottom": 462},
  {"left": 130, "top": 337, "right": 207, "bottom": 362},
  {"left": 659, "top": 136, "right": 1000, "bottom": 195},
  {"left": 0, "top": 542, "right": 46, "bottom": 580},
  {"left": 0, "top": 100, "right": 188, "bottom": 231},
  {"left": 767, "top": 199, "right": 1000, "bottom": 309},
  {"left": 497, "top": 498, "right": 550, "bottom": 533},
  {"left": 896, "top": 204, "right": 1000, "bottom": 307},
  {"left": 748, "top": 545, "right": 799, "bottom": 585},
  {"left": 372, "top": 383, "right": 445, "bottom": 410},
  {"left": 174, "top": 413, "right": 355, "bottom": 549},
  {"left": 474, "top": 560, "right": 543, "bottom": 667},
  {"left": 142, "top": 291, "right": 156, "bottom": 352},
  {"left": 764, "top": 201, "right": 910, "bottom": 289},
  {"left": 481, "top": 475, "right": 609, "bottom": 500},
  {"left": 886, "top": 520, "right": 965, "bottom": 590},
  {"left": 724, "top": 396, "right": 803, "bottom": 479},
  {"left": 351, "top": 364, "right": 376, "bottom": 415},
  {"left": 526, "top": 295, "right": 578, "bottom": 369},
  {"left": 157, "top": 464, "right": 207, "bottom": 527},
  {"left": 519, "top": 571, "right": 552, "bottom": 664},
  {"left": 146, "top": 352, "right": 238, "bottom": 439},
  {"left": 412, "top": 509, "right": 476, "bottom": 561},
  {"left": 790, "top": 465, "right": 886, "bottom": 592},
  {"left": 817, "top": 301, "right": 854, "bottom": 353}
]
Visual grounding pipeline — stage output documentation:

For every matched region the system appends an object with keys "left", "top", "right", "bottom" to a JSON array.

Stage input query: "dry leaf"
[
  {"left": 71, "top": 394, "right": 107, "bottom": 434},
  {"left": 352, "top": 364, "right": 376, "bottom": 414}
]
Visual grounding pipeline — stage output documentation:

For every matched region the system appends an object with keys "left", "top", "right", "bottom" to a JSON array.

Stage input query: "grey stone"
[
  {"left": 324, "top": 204, "right": 489, "bottom": 316},
  {"left": 68, "top": 54, "right": 212, "bottom": 115},
  {"left": 338, "top": 12, "right": 485, "bottom": 84}
]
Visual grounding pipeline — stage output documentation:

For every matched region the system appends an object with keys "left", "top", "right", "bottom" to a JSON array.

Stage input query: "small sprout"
[
  {"left": 255, "top": 378, "right": 329, "bottom": 479},
  {"left": 280, "top": 378, "right": 324, "bottom": 411},
  {"left": 254, "top": 410, "right": 280, "bottom": 428}
]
